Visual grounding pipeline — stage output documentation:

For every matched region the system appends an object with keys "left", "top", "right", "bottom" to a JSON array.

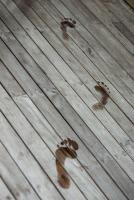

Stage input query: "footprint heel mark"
[
  {"left": 60, "top": 18, "right": 76, "bottom": 40},
  {"left": 55, "top": 138, "right": 78, "bottom": 188},
  {"left": 93, "top": 82, "right": 110, "bottom": 110}
]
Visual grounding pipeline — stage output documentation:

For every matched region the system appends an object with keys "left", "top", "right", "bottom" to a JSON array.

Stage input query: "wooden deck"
[{"left": 0, "top": 0, "right": 134, "bottom": 199}]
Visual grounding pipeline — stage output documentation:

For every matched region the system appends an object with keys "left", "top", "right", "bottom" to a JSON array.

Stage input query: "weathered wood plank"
[
  {"left": 13, "top": 96, "right": 110, "bottom": 200},
  {"left": 1, "top": 38, "right": 134, "bottom": 200},
  {"left": 81, "top": 0, "right": 134, "bottom": 52},
  {"left": 119, "top": 0, "right": 134, "bottom": 15},
  {"left": 38, "top": 0, "right": 134, "bottom": 93},
  {"left": 0, "top": 30, "right": 134, "bottom": 185},
  {"left": 0, "top": 111, "right": 65, "bottom": 200},
  {"left": 95, "top": 0, "right": 134, "bottom": 45},
  {"left": 0, "top": 177, "right": 15, "bottom": 200},
  {"left": 10, "top": 0, "right": 134, "bottom": 161},
  {"left": 112, "top": 21, "right": 134, "bottom": 45},
  {"left": 0, "top": 1, "right": 134, "bottom": 199},
  {"left": 97, "top": 0, "right": 134, "bottom": 45},
  {"left": 14, "top": 95, "right": 134, "bottom": 200},
  {"left": 15, "top": 0, "right": 134, "bottom": 130},
  {"left": 100, "top": 0, "right": 134, "bottom": 34},
  {"left": 0, "top": 60, "right": 25, "bottom": 97},
  {"left": 58, "top": 0, "right": 134, "bottom": 79},
  {"left": 19, "top": 0, "right": 134, "bottom": 105},
  {"left": 11, "top": 0, "right": 134, "bottom": 98},
  {"left": 0, "top": 93, "right": 88, "bottom": 200},
  {"left": 0, "top": 142, "right": 41, "bottom": 200},
  {"left": 124, "top": 0, "right": 134, "bottom": 10},
  {"left": 31, "top": 0, "right": 134, "bottom": 140},
  {"left": 0, "top": 67, "right": 110, "bottom": 200},
  {"left": 2, "top": 0, "right": 134, "bottom": 162},
  {"left": 41, "top": 0, "right": 134, "bottom": 120},
  {"left": 0, "top": 58, "right": 127, "bottom": 200}
]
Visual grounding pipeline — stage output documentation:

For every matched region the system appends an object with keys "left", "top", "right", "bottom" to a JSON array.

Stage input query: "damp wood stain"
[
  {"left": 88, "top": 47, "right": 92, "bottom": 55},
  {"left": 6, "top": 196, "right": 12, "bottom": 200}
]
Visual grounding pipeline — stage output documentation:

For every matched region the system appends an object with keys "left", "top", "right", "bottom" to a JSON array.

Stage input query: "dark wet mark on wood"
[
  {"left": 19, "top": 152, "right": 24, "bottom": 158},
  {"left": 37, "top": 184, "right": 41, "bottom": 192},
  {"left": 87, "top": 47, "right": 92, "bottom": 55},
  {"left": 6, "top": 196, "right": 12, "bottom": 200},
  {"left": 55, "top": 138, "right": 78, "bottom": 188},
  {"left": 21, "top": 0, "right": 32, "bottom": 6},
  {"left": 60, "top": 18, "right": 76, "bottom": 40},
  {"left": 18, "top": 0, "right": 33, "bottom": 13},
  {"left": 113, "top": 21, "right": 134, "bottom": 45},
  {"left": 92, "top": 82, "right": 110, "bottom": 110}
]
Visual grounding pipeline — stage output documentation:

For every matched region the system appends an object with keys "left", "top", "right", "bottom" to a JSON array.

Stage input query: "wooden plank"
[
  {"left": 0, "top": 112, "right": 65, "bottom": 200},
  {"left": 16, "top": 0, "right": 134, "bottom": 107},
  {"left": 2, "top": 0, "right": 134, "bottom": 162},
  {"left": 56, "top": 0, "right": 134, "bottom": 78},
  {"left": 0, "top": 143, "right": 41, "bottom": 200},
  {"left": 0, "top": 0, "right": 134, "bottom": 198},
  {"left": 57, "top": 0, "right": 134, "bottom": 79},
  {"left": 0, "top": 67, "right": 110, "bottom": 200},
  {"left": 0, "top": 0, "right": 134, "bottom": 199},
  {"left": 10, "top": 0, "right": 134, "bottom": 98},
  {"left": 0, "top": 60, "right": 25, "bottom": 97},
  {"left": 31, "top": 0, "right": 134, "bottom": 140},
  {"left": 0, "top": 27, "right": 134, "bottom": 193},
  {"left": 13, "top": 97, "right": 109, "bottom": 200},
  {"left": 100, "top": 0, "right": 134, "bottom": 34},
  {"left": 41, "top": 0, "right": 134, "bottom": 121},
  {"left": 14, "top": 95, "right": 134, "bottom": 200},
  {"left": 0, "top": 177, "right": 15, "bottom": 200},
  {"left": 94, "top": 0, "right": 134, "bottom": 45},
  {"left": 93, "top": 0, "right": 134, "bottom": 46},
  {"left": 2, "top": 20, "right": 133, "bottom": 191},
  {"left": 10, "top": 0, "right": 134, "bottom": 161},
  {"left": 1, "top": 38, "right": 134, "bottom": 200},
  {"left": 79, "top": 0, "right": 134, "bottom": 85},
  {"left": 112, "top": 21, "right": 134, "bottom": 45},
  {"left": 0, "top": 95, "right": 88, "bottom": 200},
  {"left": 80, "top": 0, "right": 134, "bottom": 53},
  {"left": 124, "top": 0, "right": 134, "bottom": 9},
  {"left": 120, "top": 0, "right": 134, "bottom": 15},
  {"left": 0, "top": 61, "right": 127, "bottom": 200}
]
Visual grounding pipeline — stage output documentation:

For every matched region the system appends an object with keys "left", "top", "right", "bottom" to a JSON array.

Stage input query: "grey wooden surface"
[{"left": 0, "top": 0, "right": 134, "bottom": 199}]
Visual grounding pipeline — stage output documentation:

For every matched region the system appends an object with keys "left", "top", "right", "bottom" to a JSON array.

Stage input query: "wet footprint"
[
  {"left": 60, "top": 18, "right": 76, "bottom": 40},
  {"left": 92, "top": 81, "right": 110, "bottom": 110},
  {"left": 55, "top": 138, "right": 79, "bottom": 189}
]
